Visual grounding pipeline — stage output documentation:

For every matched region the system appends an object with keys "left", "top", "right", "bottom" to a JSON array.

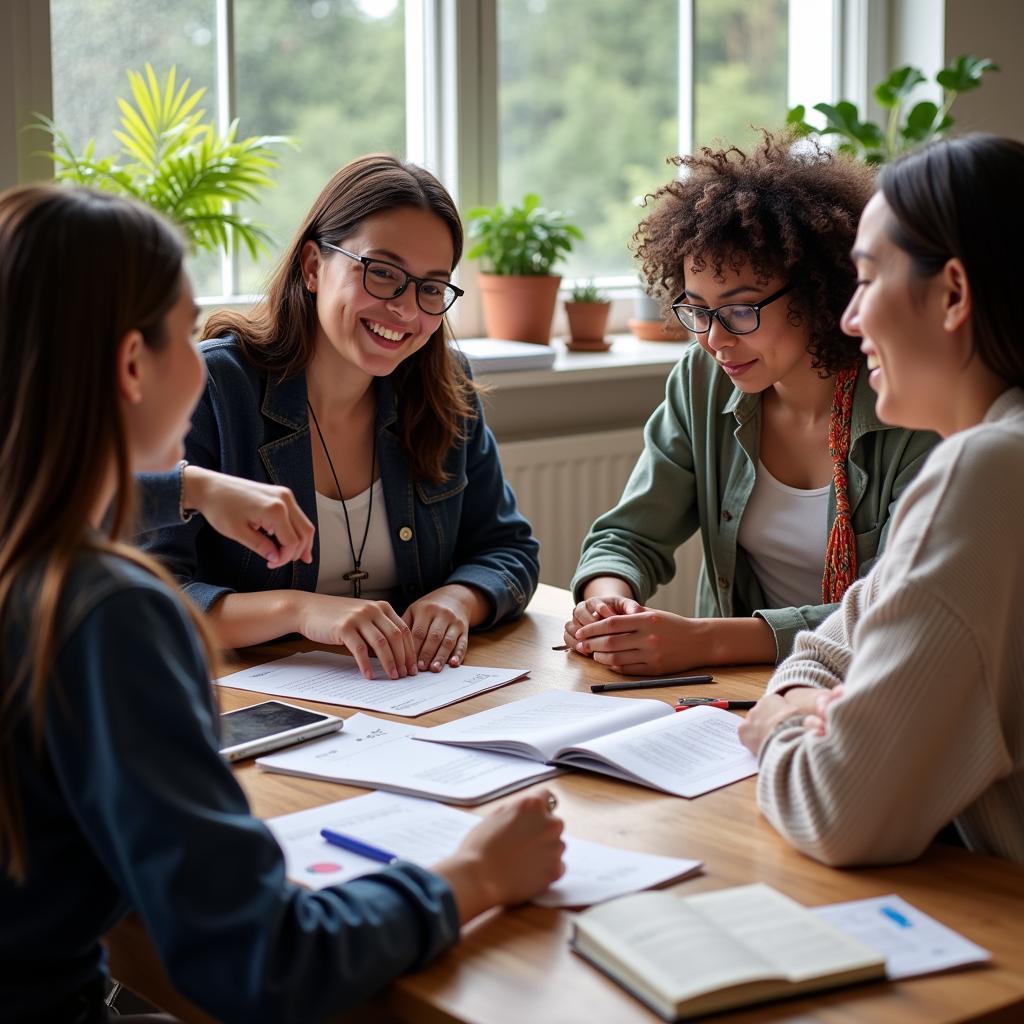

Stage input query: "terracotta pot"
[
  {"left": 565, "top": 300, "right": 612, "bottom": 344},
  {"left": 478, "top": 273, "right": 561, "bottom": 344}
]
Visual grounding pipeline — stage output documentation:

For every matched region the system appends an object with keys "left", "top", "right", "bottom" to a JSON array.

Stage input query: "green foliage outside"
[
  {"left": 50, "top": 0, "right": 790, "bottom": 290},
  {"left": 466, "top": 194, "right": 583, "bottom": 276},
  {"left": 36, "top": 65, "right": 289, "bottom": 259},
  {"left": 497, "top": 0, "right": 788, "bottom": 277},
  {"left": 788, "top": 54, "right": 999, "bottom": 164}
]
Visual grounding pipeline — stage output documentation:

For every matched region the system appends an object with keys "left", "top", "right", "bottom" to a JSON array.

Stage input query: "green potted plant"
[
  {"left": 33, "top": 64, "right": 289, "bottom": 259},
  {"left": 466, "top": 193, "right": 583, "bottom": 344},
  {"left": 564, "top": 280, "right": 612, "bottom": 351},
  {"left": 787, "top": 54, "right": 998, "bottom": 164}
]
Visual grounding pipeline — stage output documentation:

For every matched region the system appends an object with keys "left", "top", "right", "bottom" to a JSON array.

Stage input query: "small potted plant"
[
  {"left": 564, "top": 280, "right": 612, "bottom": 351},
  {"left": 466, "top": 193, "right": 583, "bottom": 344}
]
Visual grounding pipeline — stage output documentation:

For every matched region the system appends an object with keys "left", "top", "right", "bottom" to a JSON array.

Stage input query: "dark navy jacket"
[
  {"left": 140, "top": 337, "right": 539, "bottom": 627},
  {"left": 0, "top": 554, "right": 459, "bottom": 1023}
]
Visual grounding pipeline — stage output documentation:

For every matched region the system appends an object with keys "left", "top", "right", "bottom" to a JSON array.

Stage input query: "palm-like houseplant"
[
  {"left": 466, "top": 193, "right": 583, "bottom": 344},
  {"left": 34, "top": 64, "right": 289, "bottom": 259}
]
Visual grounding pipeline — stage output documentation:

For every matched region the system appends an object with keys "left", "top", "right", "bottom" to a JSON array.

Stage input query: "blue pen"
[
  {"left": 880, "top": 904, "right": 912, "bottom": 928},
  {"left": 320, "top": 828, "right": 398, "bottom": 864}
]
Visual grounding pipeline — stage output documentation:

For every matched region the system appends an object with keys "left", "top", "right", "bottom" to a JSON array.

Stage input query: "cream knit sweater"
[{"left": 758, "top": 387, "right": 1024, "bottom": 866}]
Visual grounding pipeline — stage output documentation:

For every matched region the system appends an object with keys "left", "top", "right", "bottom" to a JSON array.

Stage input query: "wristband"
[{"left": 178, "top": 459, "right": 196, "bottom": 523}]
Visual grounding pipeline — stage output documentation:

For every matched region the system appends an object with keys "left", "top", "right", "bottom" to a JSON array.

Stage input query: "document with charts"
[
  {"left": 257, "top": 712, "right": 558, "bottom": 805},
  {"left": 416, "top": 690, "right": 758, "bottom": 798},
  {"left": 216, "top": 650, "right": 528, "bottom": 716},
  {"left": 266, "top": 791, "right": 702, "bottom": 907}
]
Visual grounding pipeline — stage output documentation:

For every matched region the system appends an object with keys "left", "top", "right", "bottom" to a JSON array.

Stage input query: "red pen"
[{"left": 674, "top": 698, "right": 757, "bottom": 712}]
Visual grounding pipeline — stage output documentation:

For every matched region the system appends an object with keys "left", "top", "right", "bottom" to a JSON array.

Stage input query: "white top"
[
  {"left": 314, "top": 480, "right": 399, "bottom": 601},
  {"left": 737, "top": 460, "right": 830, "bottom": 609},
  {"left": 761, "top": 387, "right": 1024, "bottom": 866}
]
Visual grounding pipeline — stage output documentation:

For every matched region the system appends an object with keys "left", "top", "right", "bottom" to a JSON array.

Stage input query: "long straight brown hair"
[
  {"left": 204, "top": 154, "right": 478, "bottom": 483},
  {"left": 0, "top": 185, "right": 220, "bottom": 883}
]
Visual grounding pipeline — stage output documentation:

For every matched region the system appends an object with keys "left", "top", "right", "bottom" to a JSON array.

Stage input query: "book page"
[
  {"left": 556, "top": 704, "right": 758, "bottom": 797},
  {"left": 689, "top": 885, "right": 886, "bottom": 982},
  {"left": 257, "top": 712, "right": 557, "bottom": 804},
  {"left": 416, "top": 690, "right": 671, "bottom": 762},
  {"left": 574, "top": 891, "right": 781, "bottom": 1001},
  {"left": 216, "top": 650, "right": 528, "bottom": 717},
  {"left": 268, "top": 791, "right": 703, "bottom": 907}
]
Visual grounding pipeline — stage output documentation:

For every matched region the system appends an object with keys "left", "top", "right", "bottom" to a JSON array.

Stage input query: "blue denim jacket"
[{"left": 140, "top": 337, "right": 538, "bottom": 627}]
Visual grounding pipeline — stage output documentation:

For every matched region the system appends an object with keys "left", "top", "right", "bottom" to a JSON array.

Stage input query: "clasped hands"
[{"left": 563, "top": 594, "right": 710, "bottom": 675}]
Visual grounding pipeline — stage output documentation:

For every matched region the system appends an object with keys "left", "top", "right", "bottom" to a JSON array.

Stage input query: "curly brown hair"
[{"left": 634, "top": 132, "right": 876, "bottom": 375}]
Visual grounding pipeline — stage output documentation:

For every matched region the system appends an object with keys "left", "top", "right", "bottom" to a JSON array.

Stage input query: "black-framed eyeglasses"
[
  {"left": 671, "top": 282, "right": 795, "bottom": 336},
  {"left": 321, "top": 241, "right": 464, "bottom": 316}
]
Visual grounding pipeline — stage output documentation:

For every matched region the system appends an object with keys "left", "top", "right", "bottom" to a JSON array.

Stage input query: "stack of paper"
[{"left": 452, "top": 337, "right": 557, "bottom": 372}]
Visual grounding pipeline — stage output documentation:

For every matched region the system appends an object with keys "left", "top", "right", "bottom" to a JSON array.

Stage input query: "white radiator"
[{"left": 499, "top": 429, "right": 702, "bottom": 614}]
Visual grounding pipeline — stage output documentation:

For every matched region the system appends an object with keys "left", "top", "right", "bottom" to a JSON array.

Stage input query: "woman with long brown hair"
[
  {"left": 143, "top": 155, "right": 538, "bottom": 679},
  {"left": 0, "top": 185, "right": 563, "bottom": 1022}
]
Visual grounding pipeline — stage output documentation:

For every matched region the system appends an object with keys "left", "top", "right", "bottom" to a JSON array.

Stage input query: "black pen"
[{"left": 590, "top": 675, "right": 713, "bottom": 693}]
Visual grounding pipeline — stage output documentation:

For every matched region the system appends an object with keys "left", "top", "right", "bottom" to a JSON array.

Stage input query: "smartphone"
[{"left": 219, "top": 700, "right": 343, "bottom": 762}]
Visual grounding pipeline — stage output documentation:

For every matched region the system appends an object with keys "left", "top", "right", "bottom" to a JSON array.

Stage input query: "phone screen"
[{"left": 219, "top": 701, "right": 328, "bottom": 749}]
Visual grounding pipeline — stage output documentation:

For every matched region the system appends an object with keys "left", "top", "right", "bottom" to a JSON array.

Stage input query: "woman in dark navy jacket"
[
  {"left": 0, "top": 184, "right": 563, "bottom": 1024},
  {"left": 143, "top": 155, "right": 538, "bottom": 679}
]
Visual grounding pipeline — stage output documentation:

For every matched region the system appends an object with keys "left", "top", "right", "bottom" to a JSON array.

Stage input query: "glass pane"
[
  {"left": 497, "top": 0, "right": 679, "bottom": 279},
  {"left": 234, "top": 0, "right": 407, "bottom": 295},
  {"left": 693, "top": 0, "right": 789, "bottom": 149},
  {"left": 50, "top": 0, "right": 220, "bottom": 296}
]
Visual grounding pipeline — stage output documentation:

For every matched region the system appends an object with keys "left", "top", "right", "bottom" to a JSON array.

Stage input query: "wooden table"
[{"left": 107, "top": 584, "right": 1024, "bottom": 1023}]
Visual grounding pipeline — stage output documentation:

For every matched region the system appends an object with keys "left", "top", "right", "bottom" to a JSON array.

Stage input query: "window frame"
[{"left": 4, "top": 0, "right": 884, "bottom": 334}]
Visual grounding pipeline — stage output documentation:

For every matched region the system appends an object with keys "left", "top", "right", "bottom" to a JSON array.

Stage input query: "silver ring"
[{"left": 546, "top": 793, "right": 558, "bottom": 812}]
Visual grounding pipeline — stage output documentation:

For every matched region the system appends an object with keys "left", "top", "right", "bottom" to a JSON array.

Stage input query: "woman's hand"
[
  {"left": 403, "top": 584, "right": 489, "bottom": 672},
  {"left": 295, "top": 593, "right": 417, "bottom": 680},
  {"left": 571, "top": 607, "right": 710, "bottom": 675},
  {"left": 183, "top": 465, "right": 314, "bottom": 569},
  {"left": 563, "top": 594, "right": 643, "bottom": 650},
  {"left": 802, "top": 684, "right": 846, "bottom": 737},
  {"left": 432, "top": 789, "right": 565, "bottom": 924},
  {"left": 737, "top": 687, "right": 823, "bottom": 755}
]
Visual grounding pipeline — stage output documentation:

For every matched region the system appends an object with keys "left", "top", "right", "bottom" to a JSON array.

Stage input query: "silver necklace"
[{"left": 307, "top": 401, "right": 377, "bottom": 598}]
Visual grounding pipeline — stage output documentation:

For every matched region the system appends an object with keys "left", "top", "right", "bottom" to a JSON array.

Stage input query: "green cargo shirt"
[{"left": 571, "top": 344, "right": 939, "bottom": 662}]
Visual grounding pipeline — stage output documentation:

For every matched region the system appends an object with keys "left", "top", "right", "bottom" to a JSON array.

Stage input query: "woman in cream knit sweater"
[{"left": 739, "top": 134, "right": 1024, "bottom": 866}]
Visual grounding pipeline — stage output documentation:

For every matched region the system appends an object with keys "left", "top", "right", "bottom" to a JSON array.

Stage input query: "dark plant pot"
[
  {"left": 478, "top": 273, "right": 561, "bottom": 344},
  {"left": 565, "top": 300, "right": 612, "bottom": 343}
]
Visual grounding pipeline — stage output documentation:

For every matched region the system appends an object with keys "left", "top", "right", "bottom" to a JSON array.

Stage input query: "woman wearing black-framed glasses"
[
  {"left": 566, "top": 133, "right": 939, "bottom": 682},
  {"left": 142, "top": 155, "right": 538, "bottom": 679}
]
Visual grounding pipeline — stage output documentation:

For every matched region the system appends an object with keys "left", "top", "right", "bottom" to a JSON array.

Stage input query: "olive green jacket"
[{"left": 571, "top": 345, "right": 939, "bottom": 662}]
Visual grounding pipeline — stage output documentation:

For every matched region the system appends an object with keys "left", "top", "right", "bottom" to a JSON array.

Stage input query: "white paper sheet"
[
  {"left": 812, "top": 894, "right": 991, "bottom": 980},
  {"left": 257, "top": 712, "right": 558, "bottom": 804},
  {"left": 266, "top": 791, "right": 702, "bottom": 907},
  {"left": 216, "top": 650, "right": 528, "bottom": 716}
]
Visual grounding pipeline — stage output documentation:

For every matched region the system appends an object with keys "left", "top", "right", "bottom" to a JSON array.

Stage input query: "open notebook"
[{"left": 415, "top": 690, "right": 758, "bottom": 798}]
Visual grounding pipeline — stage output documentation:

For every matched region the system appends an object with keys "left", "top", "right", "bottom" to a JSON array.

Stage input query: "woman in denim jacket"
[{"left": 143, "top": 155, "right": 538, "bottom": 679}]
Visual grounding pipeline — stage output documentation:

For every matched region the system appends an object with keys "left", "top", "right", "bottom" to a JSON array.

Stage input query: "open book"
[
  {"left": 416, "top": 690, "right": 757, "bottom": 798},
  {"left": 571, "top": 884, "right": 886, "bottom": 1020}
]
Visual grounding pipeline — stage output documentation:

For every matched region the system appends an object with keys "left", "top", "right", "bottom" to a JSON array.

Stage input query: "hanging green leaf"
[
  {"left": 874, "top": 66, "right": 927, "bottom": 109},
  {"left": 936, "top": 55, "right": 999, "bottom": 93}
]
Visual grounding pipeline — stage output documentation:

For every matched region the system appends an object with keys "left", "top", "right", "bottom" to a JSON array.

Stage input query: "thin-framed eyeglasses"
[
  {"left": 320, "top": 241, "right": 464, "bottom": 316},
  {"left": 671, "top": 282, "right": 795, "bottom": 336}
]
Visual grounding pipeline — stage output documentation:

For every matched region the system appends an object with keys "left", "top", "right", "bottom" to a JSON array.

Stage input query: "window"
[{"left": 42, "top": 0, "right": 838, "bottom": 313}]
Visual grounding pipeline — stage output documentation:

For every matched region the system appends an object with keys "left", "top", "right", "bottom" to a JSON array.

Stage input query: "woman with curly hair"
[{"left": 566, "top": 133, "right": 938, "bottom": 675}]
